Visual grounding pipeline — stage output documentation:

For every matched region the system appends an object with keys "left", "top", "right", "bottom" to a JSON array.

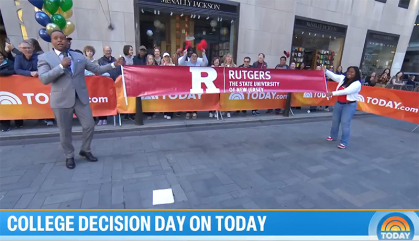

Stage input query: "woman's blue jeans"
[{"left": 330, "top": 101, "right": 357, "bottom": 146}]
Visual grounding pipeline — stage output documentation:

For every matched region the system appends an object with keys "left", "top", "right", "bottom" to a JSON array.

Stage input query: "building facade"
[
  {"left": 1, "top": 0, "right": 418, "bottom": 76},
  {"left": 402, "top": 10, "right": 419, "bottom": 75}
]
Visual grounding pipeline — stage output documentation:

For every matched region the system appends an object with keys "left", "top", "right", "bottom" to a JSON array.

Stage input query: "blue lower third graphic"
[{"left": 0, "top": 211, "right": 418, "bottom": 240}]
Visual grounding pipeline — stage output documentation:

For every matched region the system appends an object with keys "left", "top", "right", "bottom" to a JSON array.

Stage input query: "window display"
[
  {"left": 360, "top": 31, "right": 399, "bottom": 77},
  {"left": 291, "top": 18, "right": 347, "bottom": 70},
  {"left": 137, "top": 0, "right": 239, "bottom": 65}
]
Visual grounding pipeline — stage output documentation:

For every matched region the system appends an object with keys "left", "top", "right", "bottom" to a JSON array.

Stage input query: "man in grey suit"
[{"left": 38, "top": 30, "right": 123, "bottom": 169}]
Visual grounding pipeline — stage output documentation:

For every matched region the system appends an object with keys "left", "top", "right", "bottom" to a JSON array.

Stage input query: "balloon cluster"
[{"left": 30, "top": 0, "right": 75, "bottom": 42}]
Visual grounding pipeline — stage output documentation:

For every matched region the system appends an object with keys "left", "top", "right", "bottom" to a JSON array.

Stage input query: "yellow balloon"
[
  {"left": 46, "top": 23, "right": 60, "bottom": 35},
  {"left": 42, "top": 7, "right": 52, "bottom": 17},
  {"left": 62, "top": 20, "right": 75, "bottom": 35},
  {"left": 57, "top": 8, "right": 63, "bottom": 15},
  {"left": 61, "top": 9, "right": 73, "bottom": 19}
]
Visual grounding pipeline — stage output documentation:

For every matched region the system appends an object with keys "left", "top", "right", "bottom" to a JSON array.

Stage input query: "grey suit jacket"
[{"left": 38, "top": 50, "right": 114, "bottom": 109}]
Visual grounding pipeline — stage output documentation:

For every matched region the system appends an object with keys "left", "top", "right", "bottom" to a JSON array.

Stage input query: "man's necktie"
[{"left": 62, "top": 51, "right": 72, "bottom": 74}]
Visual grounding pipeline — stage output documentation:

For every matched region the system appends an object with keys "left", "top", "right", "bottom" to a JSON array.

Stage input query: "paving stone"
[
  {"left": 81, "top": 190, "right": 100, "bottom": 208},
  {"left": 0, "top": 115, "right": 418, "bottom": 209}
]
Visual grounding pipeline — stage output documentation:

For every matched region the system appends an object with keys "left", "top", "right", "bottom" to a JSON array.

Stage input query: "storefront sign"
[
  {"left": 139, "top": 0, "right": 238, "bottom": 13},
  {"left": 160, "top": 0, "right": 220, "bottom": 10},
  {"left": 122, "top": 66, "right": 328, "bottom": 97},
  {"left": 295, "top": 18, "right": 347, "bottom": 34},
  {"left": 367, "top": 31, "right": 399, "bottom": 44}
]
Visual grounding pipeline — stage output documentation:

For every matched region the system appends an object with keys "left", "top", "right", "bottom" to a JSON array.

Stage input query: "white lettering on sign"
[{"left": 190, "top": 67, "right": 220, "bottom": 94}]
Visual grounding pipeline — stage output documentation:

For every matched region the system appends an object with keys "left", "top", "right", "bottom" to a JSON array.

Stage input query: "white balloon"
[
  {"left": 159, "top": 23, "right": 165, "bottom": 29},
  {"left": 210, "top": 20, "right": 217, "bottom": 27},
  {"left": 153, "top": 20, "right": 161, "bottom": 28},
  {"left": 146, "top": 30, "right": 153, "bottom": 36}
]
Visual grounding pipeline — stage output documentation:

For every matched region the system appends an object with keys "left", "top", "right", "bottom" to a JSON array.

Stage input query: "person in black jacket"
[
  {"left": 0, "top": 51, "right": 15, "bottom": 76},
  {"left": 0, "top": 51, "right": 23, "bottom": 131},
  {"left": 133, "top": 45, "right": 147, "bottom": 65}
]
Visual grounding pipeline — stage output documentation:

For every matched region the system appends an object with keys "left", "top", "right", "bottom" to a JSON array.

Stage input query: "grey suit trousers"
[{"left": 53, "top": 98, "right": 95, "bottom": 158}]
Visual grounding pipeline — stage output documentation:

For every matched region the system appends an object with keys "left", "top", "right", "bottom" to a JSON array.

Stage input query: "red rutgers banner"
[{"left": 122, "top": 66, "right": 328, "bottom": 97}]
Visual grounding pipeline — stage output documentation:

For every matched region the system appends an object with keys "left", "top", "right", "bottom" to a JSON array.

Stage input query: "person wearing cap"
[
  {"left": 66, "top": 36, "right": 73, "bottom": 51},
  {"left": 133, "top": 45, "right": 147, "bottom": 65},
  {"left": 161, "top": 52, "right": 175, "bottom": 120}
]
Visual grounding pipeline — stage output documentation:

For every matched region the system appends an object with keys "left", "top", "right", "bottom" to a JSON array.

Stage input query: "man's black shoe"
[
  {"left": 79, "top": 151, "right": 98, "bottom": 162},
  {"left": 66, "top": 158, "right": 75, "bottom": 169}
]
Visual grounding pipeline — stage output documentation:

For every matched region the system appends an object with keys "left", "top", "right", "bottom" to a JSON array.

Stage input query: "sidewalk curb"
[{"left": 0, "top": 113, "right": 369, "bottom": 141}]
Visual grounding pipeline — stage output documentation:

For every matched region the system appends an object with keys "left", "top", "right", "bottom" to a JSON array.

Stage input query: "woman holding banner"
[
  {"left": 325, "top": 66, "right": 362, "bottom": 149},
  {"left": 161, "top": 52, "right": 175, "bottom": 120},
  {"left": 222, "top": 54, "right": 238, "bottom": 118}
]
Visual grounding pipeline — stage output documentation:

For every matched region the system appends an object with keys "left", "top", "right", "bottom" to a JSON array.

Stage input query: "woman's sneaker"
[
  {"left": 326, "top": 136, "right": 335, "bottom": 141},
  {"left": 209, "top": 112, "right": 214, "bottom": 118},
  {"left": 192, "top": 113, "right": 197, "bottom": 119},
  {"left": 338, "top": 144, "right": 346, "bottom": 149},
  {"left": 102, "top": 120, "right": 107, "bottom": 125},
  {"left": 186, "top": 113, "right": 190, "bottom": 119},
  {"left": 97, "top": 120, "right": 103, "bottom": 126},
  {"left": 227, "top": 112, "right": 231, "bottom": 118}
]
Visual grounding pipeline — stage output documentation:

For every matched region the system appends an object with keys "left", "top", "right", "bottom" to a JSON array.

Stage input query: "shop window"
[
  {"left": 139, "top": 9, "right": 237, "bottom": 65},
  {"left": 398, "top": 0, "right": 410, "bottom": 9},
  {"left": 375, "top": 0, "right": 387, "bottom": 3},
  {"left": 360, "top": 31, "right": 399, "bottom": 77},
  {"left": 291, "top": 18, "right": 347, "bottom": 70}
]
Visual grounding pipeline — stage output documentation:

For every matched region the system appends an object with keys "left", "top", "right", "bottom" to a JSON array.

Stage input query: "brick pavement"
[{"left": 0, "top": 116, "right": 418, "bottom": 209}]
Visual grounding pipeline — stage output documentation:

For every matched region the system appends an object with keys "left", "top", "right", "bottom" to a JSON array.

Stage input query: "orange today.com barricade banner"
[
  {"left": 292, "top": 81, "right": 419, "bottom": 124},
  {"left": 0, "top": 75, "right": 117, "bottom": 120}
]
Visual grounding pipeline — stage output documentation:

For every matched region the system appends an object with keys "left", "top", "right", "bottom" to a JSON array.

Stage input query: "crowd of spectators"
[{"left": 2, "top": 38, "right": 419, "bottom": 131}]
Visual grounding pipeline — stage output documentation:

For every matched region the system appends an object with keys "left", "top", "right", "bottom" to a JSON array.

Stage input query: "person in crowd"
[
  {"left": 275, "top": 56, "right": 289, "bottom": 69},
  {"left": 83, "top": 45, "right": 97, "bottom": 76},
  {"left": 133, "top": 45, "right": 147, "bottom": 65},
  {"left": 211, "top": 57, "right": 220, "bottom": 67},
  {"left": 4, "top": 42, "right": 20, "bottom": 60},
  {"left": 0, "top": 51, "right": 15, "bottom": 76},
  {"left": 4, "top": 38, "right": 43, "bottom": 61},
  {"left": 0, "top": 51, "right": 19, "bottom": 132},
  {"left": 98, "top": 46, "right": 116, "bottom": 67},
  {"left": 378, "top": 68, "right": 391, "bottom": 85},
  {"left": 37, "top": 30, "right": 123, "bottom": 169},
  {"left": 222, "top": 53, "right": 240, "bottom": 118},
  {"left": 145, "top": 54, "right": 157, "bottom": 120},
  {"left": 325, "top": 66, "right": 362, "bottom": 149},
  {"left": 161, "top": 52, "right": 175, "bottom": 120},
  {"left": 14, "top": 41, "right": 38, "bottom": 78},
  {"left": 154, "top": 47, "right": 162, "bottom": 65},
  {"left": 96, "top": 46, "right": 117, "bottom": 125},
  {"left": 406, "top": 75, "right": 416, "bottom": 88},
  {"left": 390, "top": 71, "right": 405, "bottom": 87},
  {"left": 208, "top": 57, "right": 221, "bottom": 118},
  {"left": 252, "top": 53, "right": 268, "bottom": 69},
  {"left": 179, "top": 48, "right": 208, "bottom": 119},
  {"left": 299, "top": 62, "right": 305, "bottom": 70},
  {"left": 172, "top": 48, "right": 183, "bottom": 66},
  {"left": 179, "top": 48, "right": 208, "bottom": 67},
  {"left": 66, "top": 36, "right": 73, "bottom": 51},
  {"left": 269, "top": 56, "right": 289, "bottom": 115},
  {"left": 290, "top": 62, "right": 296, "bottom": 70},
  {"left": 123, "top": 45, "right": 134, "bottom": 65},
  {"left": 27, "top": 38, "right": 44, "bottom": 55},
  {"left": 240, "top": 57, "right": 260, "bottom": 116},
  {"left": 336, "top": 65, "right": 343, "bottom": 75},
  {"left": 365, "top": 72, "right": 377, "bottom": 86},
  {"left": 121, "top": 45, "right": 135, "bottom": 121}
]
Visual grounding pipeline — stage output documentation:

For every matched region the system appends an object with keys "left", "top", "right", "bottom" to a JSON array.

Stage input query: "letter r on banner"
[{"left": 190, "top": 67, "right": 220, "bottom": 94}]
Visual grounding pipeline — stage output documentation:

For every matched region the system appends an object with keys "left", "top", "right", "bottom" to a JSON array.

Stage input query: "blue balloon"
[
  {"left": 39, "top": 28, "right": 51, "bottom": 42},
  {"left": 35, "top": 12, "right": 51, "bottom": 27},
  {"left": 28, "top": 0, "right": 44, "bottom": 9}
]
